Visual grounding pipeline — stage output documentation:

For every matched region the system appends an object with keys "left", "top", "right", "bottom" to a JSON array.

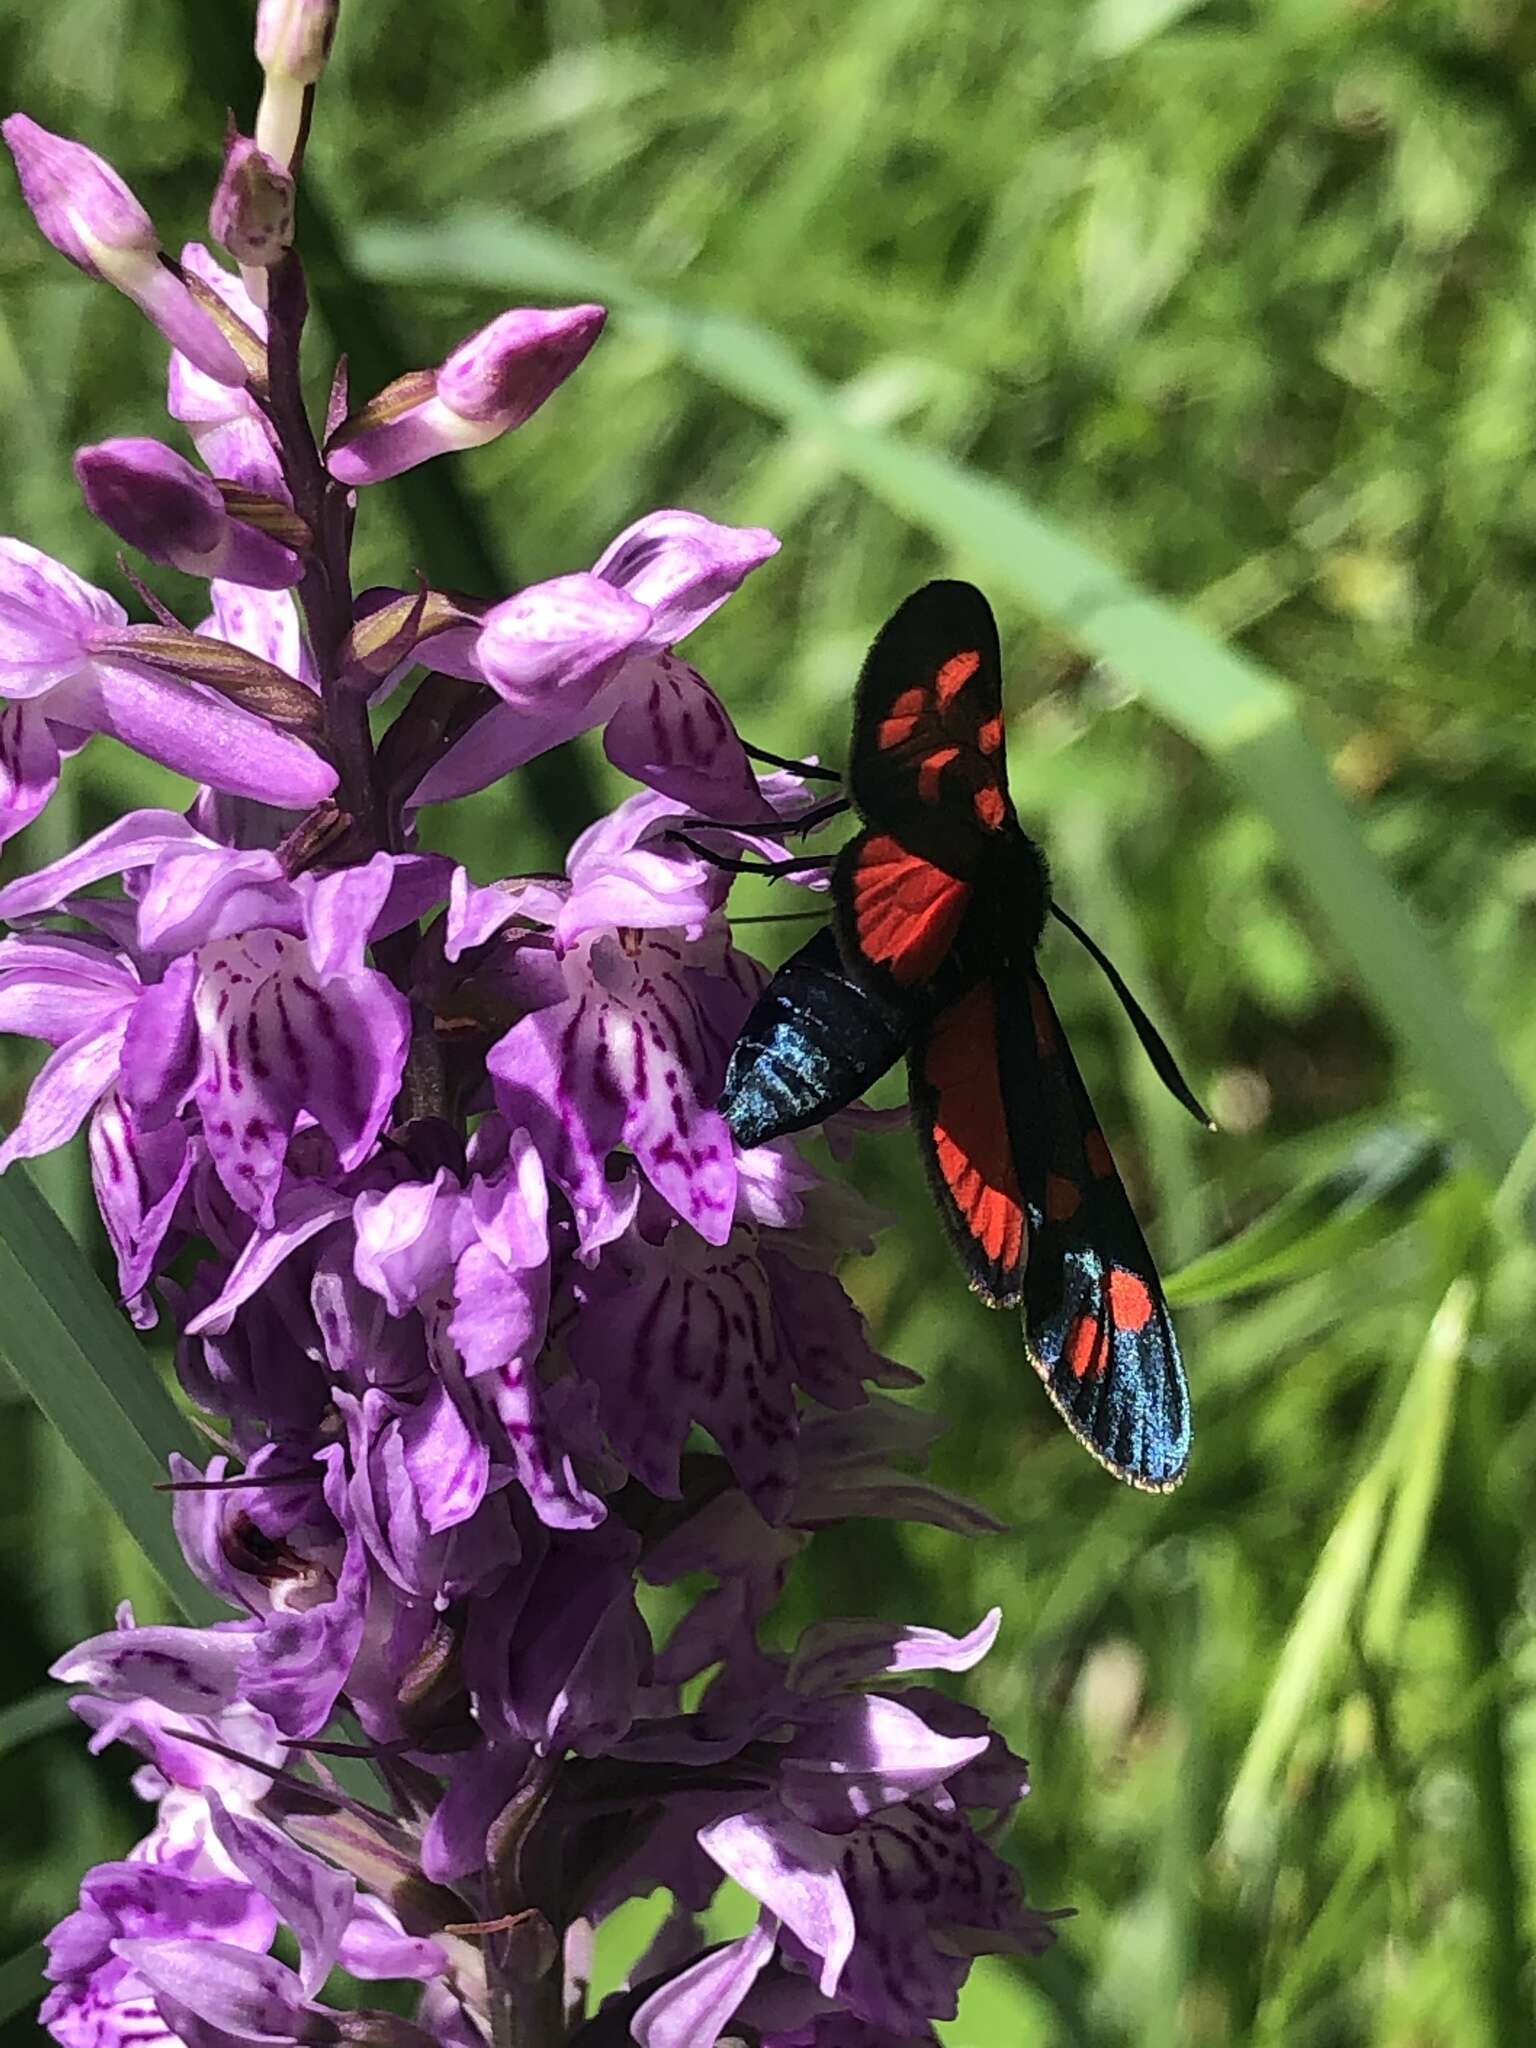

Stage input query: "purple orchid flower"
[
  {"left": 411, "top": 507, "right": 781, "bottom": 818},
  {"left": 0, "top": 541, "right": 335, "bottom": 843},
  {"left": 75, "top": 437, "right": 303, "bottom": 588}
]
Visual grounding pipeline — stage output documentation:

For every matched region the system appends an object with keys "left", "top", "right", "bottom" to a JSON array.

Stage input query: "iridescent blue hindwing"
[
  {"left": 719, "top": 927, "right": 917, "bottom": 1147},
  {"left": 995, "top": 967, "right": 1190, "bottom": 1491}
]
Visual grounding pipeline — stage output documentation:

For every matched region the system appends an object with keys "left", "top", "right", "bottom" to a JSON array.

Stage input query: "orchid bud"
[
  {"left": 326, "top": 304, "right": 606, "bottom": 486},
  {"left": 209, "top": 132, "right": 294, "bottom": 269},
  {"left": 255, "top": 0, "right": 339, "bottom": 166},
  {"left": 2, "top": 115, "right": 249, "bottom": 387},
  {"left": 255, "top": 0, "right": 339, "bottom": 83},
  {"left": 75, "top": 438, "right": 303, "bottom": 590}
]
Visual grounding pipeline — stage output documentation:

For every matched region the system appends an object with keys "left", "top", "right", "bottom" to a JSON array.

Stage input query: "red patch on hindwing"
[
  {"left": 918, "top": 983, "right": 1026, "bottom": 1294},
  {"left": 1067, "top": 1314, "right": 1107, "bottom": 1380},
  {"left": 1046, "top": 1172, "right": 1082, "bottom": 1221},
  {"left": 1109, "top": 1266, "right": 1153, "bottom": 1332},
  {"left": 846, "top": 833, "right": 971, "bottom": 986}
]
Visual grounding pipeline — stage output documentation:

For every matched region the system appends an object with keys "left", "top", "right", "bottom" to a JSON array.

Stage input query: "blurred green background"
[{"left": 3, "top": 0, "right": 1536, "bottom": 2042}]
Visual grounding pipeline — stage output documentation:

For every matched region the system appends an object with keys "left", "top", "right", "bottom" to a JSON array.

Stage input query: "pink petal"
[
  {"left": 0, "top": 1014, "right": 129, "bottom": 1168},
  {"left": 206, "top": 1793, "right": 355, "bottom": 1998},
  {"left": 632, "top": 1917, "right": 778, "bottom": 2048},
  {"left": 0, "top": 700, "right": 61, "bottom": 843},
  {"left": 698, "top": 1806, "right": 855, "bottom": 1998},
  {"left": 592, "top": 508, "right": 779, "bottom": 648},
  {"left": 0, "top": 807, "right": 208, "bottom": 921}
]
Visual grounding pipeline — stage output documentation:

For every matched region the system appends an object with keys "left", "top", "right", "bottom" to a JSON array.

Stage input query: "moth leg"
[{"left": 670, "top": 832, "right": 833, "bottom": 878}]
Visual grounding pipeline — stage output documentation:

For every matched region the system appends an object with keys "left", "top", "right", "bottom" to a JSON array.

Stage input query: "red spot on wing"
[
  {"left": 850, "top": 834, "right": 970, "bottom": 986},
  {"left": 1109, "top": 1266, "right": 1154, "bottom": 1333},
  {"left": 918, "top": 745, "right": 961, "bottom": 802},
  {"left": 935, "top": 649, "right": 981, "bottom": 707},
  {"left": 1067, "top": 1314, "right": 1107, "bottom": 1380},
  {"left": 877, "top": 688, "right": 927, "bottom": 751},
  {"left": 924, "top": 984, "right": 1026, "bottom": 1276},
  {"left": 878, "top": 715, "right": 921, "bottom": 749},
  {"left": 1046, "top": 1172, "right": 1082, "bottom": 1221},
  {"left": 973, "top": 786, "right": 1008, "bottom": 830},
  {"left": 976, "top": 715, "right": 1004, "bottom": 755},
  {"left": 1084, "top": 1130, "right": 1115, "bottom": 1178}
]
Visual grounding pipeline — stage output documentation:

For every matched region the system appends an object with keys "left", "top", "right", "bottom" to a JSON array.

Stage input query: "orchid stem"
[{"left": 264, "top": 248, "right": 377, "bottom": 839}]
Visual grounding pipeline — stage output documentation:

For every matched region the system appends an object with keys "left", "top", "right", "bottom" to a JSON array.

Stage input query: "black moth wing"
[
  {"left": 994, "top": 965, "right": 1191, "bottom": 1491},
  {"left": 847, "top": 579, "right": 1014, "bottom": 877}
]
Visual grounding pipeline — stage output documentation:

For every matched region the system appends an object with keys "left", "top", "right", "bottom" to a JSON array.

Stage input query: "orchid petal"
[{"left": 592, "top": 508, "right": 779, "bottom": 648}]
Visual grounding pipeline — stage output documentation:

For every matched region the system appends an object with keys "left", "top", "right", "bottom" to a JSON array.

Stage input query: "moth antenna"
[
  {"left": 1050, "top": 904, "right": 1216, "bottom": 1131},
  {"left": 741, "top": 739, "right": 843, "bottom": 783}
]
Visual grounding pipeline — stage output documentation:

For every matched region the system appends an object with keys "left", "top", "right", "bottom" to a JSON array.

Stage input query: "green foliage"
[{"left": 2, "top": 0, "right": 1535, "bottom": 2042}]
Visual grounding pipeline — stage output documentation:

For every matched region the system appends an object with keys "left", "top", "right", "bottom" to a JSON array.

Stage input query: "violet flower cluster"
[{"left": 3, "top": 8, "right": 1057, "bottom": 2044}]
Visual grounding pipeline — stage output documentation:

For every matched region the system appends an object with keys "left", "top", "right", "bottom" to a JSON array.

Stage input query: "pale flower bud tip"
[
  {"left": 209, "top": 133, "right": 294, "bottom": 268},
  {"left": 436, "top": 303, "right": 608, "bottom": 429},
  {"left": 255, "top": 0, "right": 339, "bottom": 85},
  {"left": 2, "top": 112, "right": 158, "bottom": 274}
]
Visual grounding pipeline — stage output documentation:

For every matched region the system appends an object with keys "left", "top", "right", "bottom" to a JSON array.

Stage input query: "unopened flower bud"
[
  {"left": 326, "top": 304, "right": 606, "bottom": 486},
  {"left": 255, "top": 0, "right": 339, "bottom": 166},
  {"left": 75, "top": 438, "right": 303, "bottom": 590},
  {"left": 255, "top": 0, "right": 338, "bottom": 83},
  {"left": 209, "top": 132, "right": 294, "bottom": 269},
  {"left": 3, "top": 115, "right": 248, "bottom": 386}
]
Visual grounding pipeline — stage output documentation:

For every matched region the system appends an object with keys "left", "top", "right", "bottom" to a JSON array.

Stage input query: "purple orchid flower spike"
[{"left": 8, "top": 14, "right": 1058, "bottom": 2045}]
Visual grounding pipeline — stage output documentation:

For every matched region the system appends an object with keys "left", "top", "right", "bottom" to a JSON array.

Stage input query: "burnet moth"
[{"left": 693, "top": 582, "right": 1211, "bottom": 1491}]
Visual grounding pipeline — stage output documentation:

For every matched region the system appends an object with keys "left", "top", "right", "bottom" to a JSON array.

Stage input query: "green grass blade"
[
  {"left": 0, "top": 1167, "right": 217, "bottom": 1622},
  {"left": 1363, "top": 1275, "right": 1474, "bottom": 1654},
  {"left": 1223, "top": 1269, "right": 1476, "bottom": 1859},
  {"left": 1166, "top": 1124, "right": 1449, "bottom": 1304},
  {"left": 0, "top": 1687, "right": 75, "bottom": 1758},
  {"left": 1220, "top": 1453, "right": 1392, "bottom": 1862},
  {"left": 0, "top": 1944, "right": 44, "bottom": 2026},
  {"left": 351, "top": 209, "right": 1532, "bottom": 1182}
]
